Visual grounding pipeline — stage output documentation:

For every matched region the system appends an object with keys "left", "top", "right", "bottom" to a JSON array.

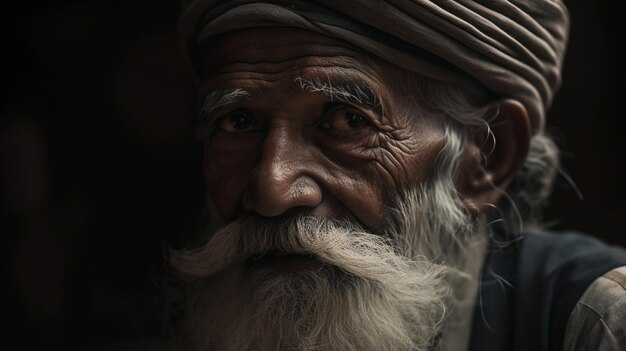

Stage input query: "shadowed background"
[{"left": 1, "top": 0, "right": 624, "bottom": 349}]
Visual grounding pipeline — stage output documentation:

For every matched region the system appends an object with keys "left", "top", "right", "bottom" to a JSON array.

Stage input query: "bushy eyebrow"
[
  {"left": 294, "top": 76, "right": 384, "bottom": 115},
  {"left": 198, "top": 77, "right": 384, "bottom": 121},
  {"left": 199, "top": 88, "right": 251, "bottom": 120}
]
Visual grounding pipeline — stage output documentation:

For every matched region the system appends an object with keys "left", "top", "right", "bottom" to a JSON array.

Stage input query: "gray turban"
[{"left": 180, "top": 0, "right": 569, "bottom": 134}]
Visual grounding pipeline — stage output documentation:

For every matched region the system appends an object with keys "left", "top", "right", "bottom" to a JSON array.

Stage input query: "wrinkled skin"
[{"left": 197, "top": 28, "right": 448, "bottom": 233}]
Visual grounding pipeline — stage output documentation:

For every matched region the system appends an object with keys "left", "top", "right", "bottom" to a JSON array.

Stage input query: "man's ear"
[{"left": 457, "top": 99, "right": 531, "bottom": 215}]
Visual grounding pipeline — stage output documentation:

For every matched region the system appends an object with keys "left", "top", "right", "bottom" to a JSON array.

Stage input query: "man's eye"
[
  {"left": 320, "top": 112, "right": 371, "bottom": 132},
  {"left": 216, "top": 111, "right": 260, "bottom": 133}
]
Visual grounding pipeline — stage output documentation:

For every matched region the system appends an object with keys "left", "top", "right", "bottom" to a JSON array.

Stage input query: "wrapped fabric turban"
[{"left": 179, "top": 0, "right": 569, "bottom": 134}]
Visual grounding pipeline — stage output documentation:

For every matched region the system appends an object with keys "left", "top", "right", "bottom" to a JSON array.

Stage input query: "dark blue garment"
[{"left": 468, "top": 230, "right": 626, "bottom": 351}]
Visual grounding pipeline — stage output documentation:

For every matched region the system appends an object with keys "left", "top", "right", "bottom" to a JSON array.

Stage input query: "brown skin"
[{"left": 196, "top": 28, "right": 530, "bottom": 232}]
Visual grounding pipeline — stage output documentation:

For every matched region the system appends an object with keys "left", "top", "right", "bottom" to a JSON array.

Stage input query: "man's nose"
[{"left": 242, "top": 131, "right": 322, "bottom": 217}]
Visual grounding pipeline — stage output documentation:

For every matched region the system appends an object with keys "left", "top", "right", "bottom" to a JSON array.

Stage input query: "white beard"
[{"left": 169, "top": 182, "right": 486, "bottom": 351}]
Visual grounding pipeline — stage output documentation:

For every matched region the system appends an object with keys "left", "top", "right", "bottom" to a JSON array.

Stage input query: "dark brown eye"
[
  {"left": 217, "top": 111, "right": 260, "bottom": 133},
  {"left": 345, "top": 113, "right": 369, "bottom": 129},
  {"left": 320, "top": 112, "right": 371, "bottom": 132}
]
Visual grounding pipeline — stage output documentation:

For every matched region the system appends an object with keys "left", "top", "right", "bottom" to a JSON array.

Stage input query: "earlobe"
[{"left": 459, "top": 99, "right": 531, "bottom": 215}]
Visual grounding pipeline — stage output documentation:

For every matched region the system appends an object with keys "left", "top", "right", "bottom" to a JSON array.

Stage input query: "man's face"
[
  {"left": 180, "top": 28, "right": 481, "bottom": 350},
  {"left": 198, "top": 28, "right": 447, "bottom": 232}
]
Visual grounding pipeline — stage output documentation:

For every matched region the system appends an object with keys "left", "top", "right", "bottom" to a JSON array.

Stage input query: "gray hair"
[{"left": 408, "top": 75, "right": 560, "bottom": 237}]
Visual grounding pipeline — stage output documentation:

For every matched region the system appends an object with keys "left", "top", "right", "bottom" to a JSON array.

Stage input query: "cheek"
[
  {"left": 204, "top": 133, "right": 261, "bottom": 219},
  {"left": 356, "top": 131, "right": 446, "bottom": 228},
  {"left": 341, "top": 177, "right": 388, "bottom": 232},
  {"left": 382, "top": 123, "right": 447, "bottom": 187},
  {"left": 312, "top": 135, "right": 384, "bottom": 229}
]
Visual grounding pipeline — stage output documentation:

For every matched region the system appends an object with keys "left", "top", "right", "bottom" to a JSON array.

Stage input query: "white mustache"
[{"left": 171, "top": 214, "right": 444, "bottom": 285}]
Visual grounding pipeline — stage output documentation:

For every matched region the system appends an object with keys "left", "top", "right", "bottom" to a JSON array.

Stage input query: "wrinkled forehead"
[
  {"left": 195, "top": 28, "right": 414, "bottom": 120},
  {"left": 197, "top": 28, "right": 383, "bottom": 78}
]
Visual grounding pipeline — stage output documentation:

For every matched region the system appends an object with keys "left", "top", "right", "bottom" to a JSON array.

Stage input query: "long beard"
[{"left": 169, "top": 183, "right": 484, "bottom": 351}]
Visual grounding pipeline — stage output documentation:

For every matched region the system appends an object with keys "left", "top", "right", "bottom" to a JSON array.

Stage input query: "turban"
[{"left": 179, "top": 0, "right": 569, "bottom": 134}]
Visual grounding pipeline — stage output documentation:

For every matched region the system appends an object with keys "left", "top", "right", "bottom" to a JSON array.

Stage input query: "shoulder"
[
  {"left": 513, "top": 229, "right": 626, "bottom": 350},
  {"left": 470, "top": 230, "right": 626, "bottom": 351},
  {"left": 563, "top": 266, "right": 626, "bottom": 351},
  {"left": 518, "top": 230, "right": 626, "bottom": 285}
]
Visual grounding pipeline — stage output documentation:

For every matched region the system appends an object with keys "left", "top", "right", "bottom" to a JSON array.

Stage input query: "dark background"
[{"left": 1, "top": 1, "right": 624, "bottom": 349}]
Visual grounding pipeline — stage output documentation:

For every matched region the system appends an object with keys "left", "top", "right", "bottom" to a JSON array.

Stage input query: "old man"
[{"left": 170, "top": 1, "right": 626, "bottom": 350}]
